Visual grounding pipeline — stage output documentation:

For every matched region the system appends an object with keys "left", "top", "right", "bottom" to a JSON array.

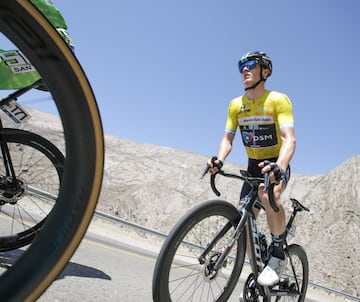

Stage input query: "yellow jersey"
[{"left": 225, "top": 90, "right": 294, "bottom": 160}]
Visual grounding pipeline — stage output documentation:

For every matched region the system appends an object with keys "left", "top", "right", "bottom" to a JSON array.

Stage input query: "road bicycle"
[
  {"left": 0, "top": 79, "right": 64, "bottom": 252},
  {"left": 152, "top": 164, "right": 309, "bottom": 301},
  {"left": 0, "top": 1, "right": 104, "bottom": 301}
]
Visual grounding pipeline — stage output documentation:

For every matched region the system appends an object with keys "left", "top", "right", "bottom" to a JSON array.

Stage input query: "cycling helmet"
[
  {"left": 238, "top": 51, "right": 272, "bottom": 76},
  {"left": 238, "top": 51, "right": 272, "bottom": 90}
]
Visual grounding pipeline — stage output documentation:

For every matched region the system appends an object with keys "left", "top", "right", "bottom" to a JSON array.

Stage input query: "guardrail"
[{"left": 93, "top": 209, "right": 359, "bottom": 302}]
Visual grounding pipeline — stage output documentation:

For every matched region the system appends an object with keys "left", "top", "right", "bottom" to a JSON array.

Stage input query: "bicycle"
[
  {"left": 0, "top": 1, "right": 104, "bottom": 301},
  {"left": 153, "top": 163, "right": 309, "bottom": 301},
  {"left": 0, "top": 79, "right": 64, "bottom": 252}
]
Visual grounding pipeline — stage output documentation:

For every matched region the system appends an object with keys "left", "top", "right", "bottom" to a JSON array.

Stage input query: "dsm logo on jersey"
[{"left": 240, "top": 125, "right": 277, "bottom": 148}]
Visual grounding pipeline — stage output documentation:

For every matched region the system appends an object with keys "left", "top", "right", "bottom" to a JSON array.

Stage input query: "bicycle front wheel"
[
  {"left": 153, "top": 200, "right": 246, "bottom": 302},
  {"left": 0, "top": 1, "right": 104, "bottom": 301},
  {"left": 275, "top": 244, "right": 309, "bottom": 302},
  {"left": 0, "top": 128, "right": 64, "bottom": 252}
]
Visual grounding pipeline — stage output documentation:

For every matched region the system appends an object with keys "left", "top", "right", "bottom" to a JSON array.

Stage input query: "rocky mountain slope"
[
  {"left": 12, "top": 108, "right": 360, "bottom": 298},
  {"left": 99, "top": 135, "right": 359, "bottom": 298}
]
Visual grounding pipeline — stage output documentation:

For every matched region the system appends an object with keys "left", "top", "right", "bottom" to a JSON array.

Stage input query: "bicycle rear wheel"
[
  {"left": 0, "top": 1, "right": 104, "bottom": 301},
  {"left": 274, "top": 244, "right": 309, "bottom": 302},
  {"left": 0, "top": 128, "right": 64, "bottom": 252},
  {"left": 153, "top": 200, "right": 246, "bottom": 302}
]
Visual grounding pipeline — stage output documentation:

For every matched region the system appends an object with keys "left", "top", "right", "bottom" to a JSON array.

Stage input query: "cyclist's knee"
[{"left": 258, "top": 189, "right": 283, "bottom": 211}]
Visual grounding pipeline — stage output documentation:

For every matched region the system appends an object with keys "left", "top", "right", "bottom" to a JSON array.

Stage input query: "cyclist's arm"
[
  {"left": 217, "top": 99, "right": 238, "bottom": 163},
  {"left": 217, "top": 132, "right": 235, "bottom": 163},
  {"left": 260, "top": 93, "right": 295, "bottom": 175},
  {"left": 259, "top": 126, "right": 295, "bottom": 183},
  {"left": 208, "top": 98, "right": 237, "bottom": 171},
  {"left": 275, "top": 93, "right": 296, "bottom": 171},
  {"left": 276, "top": 126, "right": 296, "bottom": 171},
  {"left": 208, "top": 132, "right": 234, "bottom": 174}
]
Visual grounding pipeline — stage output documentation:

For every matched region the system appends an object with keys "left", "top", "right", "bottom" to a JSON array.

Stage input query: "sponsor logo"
[
  {"left": 240, "top": 105, "right": 250, "bottom": 113},
  {"left": 239, "top": 115, "right": 274, "bottom": 125},
  {"left": 0, "top": 50, "right": 36, "bottom": 74},
  {"left": 242, "top": 132, "right": 274, "bottom": 145},
  {"left": 240, "top": 123, "right": 277, "bottom": 148},
  {"left": 11, "top": 65, "right": 36, "bottom": 73}
]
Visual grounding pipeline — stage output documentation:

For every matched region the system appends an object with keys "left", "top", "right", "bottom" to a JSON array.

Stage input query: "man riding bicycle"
[{"left": 207, "top": 51, "right": 296, "bottom": 293}]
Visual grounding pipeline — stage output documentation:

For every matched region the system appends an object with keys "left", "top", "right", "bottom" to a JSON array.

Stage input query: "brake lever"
[
  {"left": 201, "top": 156, "right": 219, "bottom": 179},
  {"left": 262, "top": 161, "right": 280, "bottom": 213},
  {"left": 201, "top": 165, "right": 209, "bottom": 179},
  {"left": 263, "top": 171, "right": 270, "bottom": 191}
]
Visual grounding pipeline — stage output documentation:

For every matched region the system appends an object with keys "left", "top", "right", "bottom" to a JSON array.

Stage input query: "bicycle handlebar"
[
  {"left": 205, "top": 168, "right": 280, "bottom": 213},
  {"left": 263, "top": 160, "right": 280, "bottom": 213}
]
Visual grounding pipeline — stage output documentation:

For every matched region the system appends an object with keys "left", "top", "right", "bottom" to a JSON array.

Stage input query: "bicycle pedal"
[{"left": 278, "top": 278, "right": 289, "bottom": 288}]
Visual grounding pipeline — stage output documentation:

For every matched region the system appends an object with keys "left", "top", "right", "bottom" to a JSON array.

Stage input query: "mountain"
[
  {"left": 100, "top": 133, "right": 359, "bottom": 297},
  {"left": 12, "top": 108, "right": 360, "bottom": 298}
]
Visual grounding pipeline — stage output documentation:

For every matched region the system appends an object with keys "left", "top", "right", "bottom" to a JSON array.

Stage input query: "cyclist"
[
  {"left": 31, "top": 0, "right": 74, "bottom": 50},
  {"left": 207, "top": 51, "right": 296, "bottom": 290},
  {"left": 0, "top": 0, "right": 73, "bottom": 90}
]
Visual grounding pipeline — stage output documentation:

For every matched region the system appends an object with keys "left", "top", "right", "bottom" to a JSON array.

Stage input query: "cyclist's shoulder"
[
  {"left": 227, "top": 95, "right": 246, "bottom": 116},
  {"left": 266, "top": 90, "right": 293, "bottom": 106},
  {"left": 228, "top": 95, "right": 246, "bottom": 106},
  {"left": 267, "top": 90, "right": 291, "bottom": 100}
]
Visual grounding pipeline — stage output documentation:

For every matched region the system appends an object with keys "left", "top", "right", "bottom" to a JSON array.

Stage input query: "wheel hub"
[
  {"left": 0, "top": 176, "right": 26, "bottom": 204},
  {"left": 203, "top": 252, "right": 221, "bottom": 280}
]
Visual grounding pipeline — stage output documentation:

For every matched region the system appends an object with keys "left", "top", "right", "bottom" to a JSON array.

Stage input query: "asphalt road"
[
  {"left": 37, "top": 217, "right": 244, "bottom": 302},
  {"left": 38, "top": 234, "right": 156, "bottom": 301},
  {"left": 1, "top": 216, "right": 349, "bottom": 302}
]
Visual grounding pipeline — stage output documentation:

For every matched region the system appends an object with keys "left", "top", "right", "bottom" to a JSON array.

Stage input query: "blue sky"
[{"left": 53, "top": 1, "right": 359, "bottom": 175}]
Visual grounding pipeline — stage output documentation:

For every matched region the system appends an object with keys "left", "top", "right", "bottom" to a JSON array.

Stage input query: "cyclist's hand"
[
  {"left": 207, "top": 156, "right": 223, "bottom": 175},
  {"left": 259, "top": 161, "right": 284, "bottom": 184}
]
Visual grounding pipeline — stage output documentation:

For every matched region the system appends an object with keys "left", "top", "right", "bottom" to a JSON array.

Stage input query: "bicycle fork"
[{"left": 198, "top": 208, "right": 248, "bottom": 272}]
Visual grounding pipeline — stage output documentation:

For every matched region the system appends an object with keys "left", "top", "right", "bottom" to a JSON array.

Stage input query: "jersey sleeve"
[
  {"left": 31, "top": 0, "right": 74, "bottom": 48},
  {"left": 275, "top": 93, "right": 294, "bottom": 128},
  {"left": 31, "top": 0, "right": 68, "bottom": 29},
  {"left": 225, "top": 99, "right": 239, "bottom": 135}
]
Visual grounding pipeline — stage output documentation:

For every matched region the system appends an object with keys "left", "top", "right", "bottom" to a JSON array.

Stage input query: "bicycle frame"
[
  {"left": 199, "top": 171, "right": 309, "bottom": 300},
  {"left": 0, "top": 80, "right": 57, "bottom": 209},
  {"left": 0, "top": 120, "right": 16, "bottom": 176},
  {"left": 197, "top": 183, "right": 260, "bottom": 274},
  {"left": 153, "top": 167, "right": 309, "bottom": 302},
  {"left": 0, "top": 79, "right": 43, "bottom": 107},
  {"left": 0, "top": 82, "right": 41, "bottom": 186}
]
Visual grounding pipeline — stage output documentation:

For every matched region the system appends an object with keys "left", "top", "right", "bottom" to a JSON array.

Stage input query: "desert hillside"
[
  {"left": 13, "top": 108, "right": 360, "bottom": 298},
  {"left": 99, "top": 134, "right": 359, "bottom": 298}
]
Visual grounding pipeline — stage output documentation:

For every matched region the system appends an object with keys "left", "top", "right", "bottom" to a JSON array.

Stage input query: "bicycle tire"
[
  {"left": 275, "top": 244, "right": 309, "bottom": 302},
  {"left": 0, "top": 1, "right": 104, "bottom": 301},
  {"left": 0, "top": 128, "right": 64, "bottom": 252},
  {"left": 153, "top": 199, "right": 246, "bottom": 302},
  {"left": 242, "top": 246, "right": 308, "bottom": 302}
]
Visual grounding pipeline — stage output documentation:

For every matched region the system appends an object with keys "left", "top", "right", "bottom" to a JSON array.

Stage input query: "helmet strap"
[{"left": 244, "top": 65, "right": 265, "bottom": 91}]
